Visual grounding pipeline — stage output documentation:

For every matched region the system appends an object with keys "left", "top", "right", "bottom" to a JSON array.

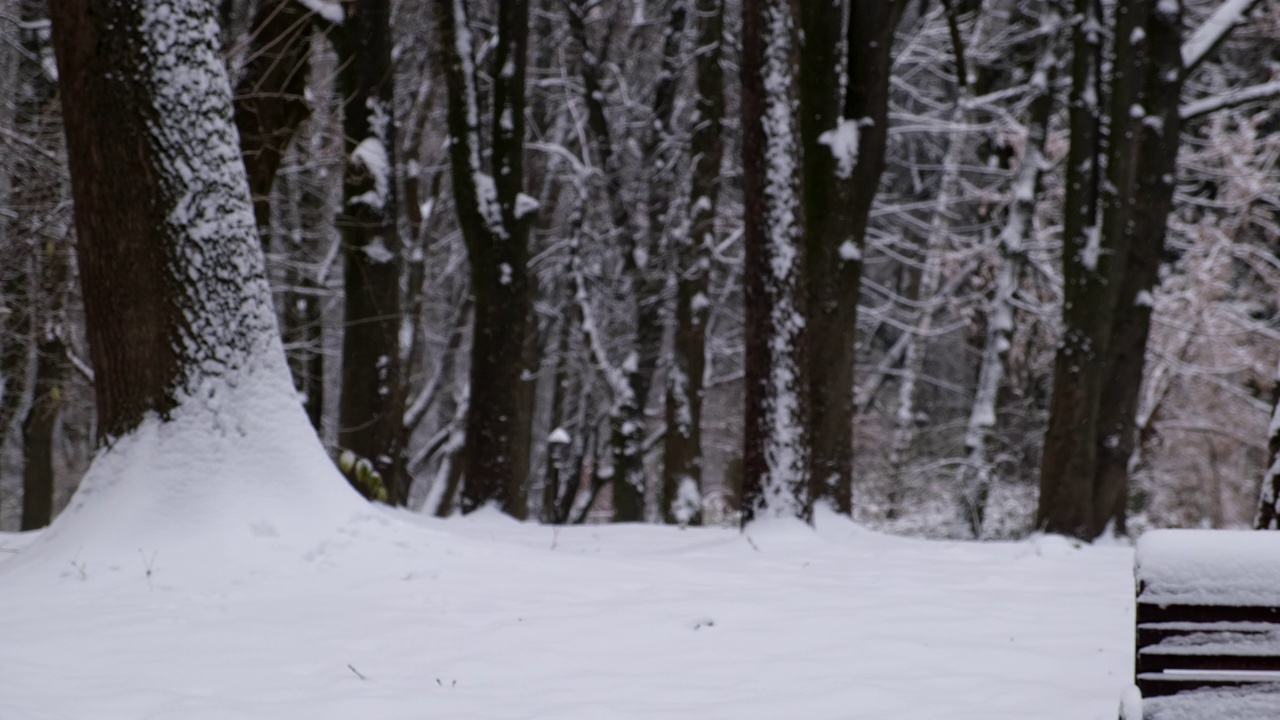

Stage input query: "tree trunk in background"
[
  {"left": 1093, "top": 1, "right": 1183, "bottom": 537},
  {"left": 49, "top": 0, "right": 286, "bottom": 438},
  {"left": 21, "top": 237, "right": 68, "bottom": 530},
  {"left": 438, "top": 0, "right": 533, "bottom": 518},
  {"left": 886, "top": 1, "right": 981, "bottom": 514},
  {"left": 285, "top": 128, "right": 328, "bottom": 431},
  {"left": 663, "top": 0, "right": 723, "bottom": 526},
  {"left": 1, "top": 0, "right": 60, "bottom": 460},
  {"left": 613, "top": 3, "right": 686, "bottom": 523},
  {"left": 0, "top": 250, "right": 29, "bottom": 455},
  {"left": 740, "top": 0, "right": 810, "bottom": 525},
  {"left": 961, "top": 7, "right": 1060, "bottom": 537},
  {"left": 332, "top": 1, "right": 407, "bottom": 505},
  {"left": 233, "top": 0, "right": 313, "bottom": 236},
  {"left": 1037, "top": 0, "right": 1106, "bottom": 539},
  {"left": 804, "top": 0, "right": 909, "bottom": 516}
]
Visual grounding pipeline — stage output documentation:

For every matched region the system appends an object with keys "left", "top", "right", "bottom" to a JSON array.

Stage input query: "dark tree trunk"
[
  {"left": 740, "top": 0, "right": 810, "bottom": 525},
  {"left": 663, "top": 0, "right": 724, "bottom": 526},
  {"left": 49, "top": 0, "right": 286, "bottom": 439},
  {"left": 232, "top": 0, "right": 313, "bottom": 236},
  {"left": 1037, "top": 0, "right": 1107, "bottom": 539},
  {"left": 804, "top": 0, "right": 909, "bottom": 515},
  {"left": 437, "top": 0, "right": 533, "bottom": 518},
  {"left": 332, "top": 0, "right": 408, "bottom": 505},
  {"left": 1040, "top": 0, "right": 1170, "bottom": 540},
  {"left": 1093, "top": 1, "right": 1184, "bottom": 537}
]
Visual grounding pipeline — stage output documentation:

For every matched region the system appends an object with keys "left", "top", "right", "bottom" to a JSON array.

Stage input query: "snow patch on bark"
[
  {"left": 297, "top": 0, "right": 344, "bottom": 24},
  {"left": 818, "top": 118, "right": 860, "bottom": 179},
  {"left": 349, "top": 136, "right": 390, "bottom": 210}
]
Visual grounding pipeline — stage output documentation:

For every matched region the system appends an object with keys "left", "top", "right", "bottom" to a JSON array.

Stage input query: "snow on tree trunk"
[
  {"left": 331, "top": 0, "right": 408, "bottom": 506},
  {"left": 663, "top": 0, "right": 723, "bottom": 527},
  {"left": 1037, "top": 0, "right": 1107, "bottom": 540},
  {"left": 438, "top": 0, "right": 534, "bottom": 518},
  {"left": 804, "top": 0, "right": 908, "bottom": 516},
  {"left": 1093, "top": 0, "right": 1184, "bottom": 537},
  {"left": 1040, "top": 0, "right": 1166, "bottom": 540},
  {"left": 740, "top": 0, "right": 810, "bottom": 524},
  {"left": 18, "top": 0, "right": 365, "bottom": 579}
]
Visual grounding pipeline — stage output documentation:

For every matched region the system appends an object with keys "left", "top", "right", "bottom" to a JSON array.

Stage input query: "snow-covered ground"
[{"left": 0, "top": 504, "right": 1133, "bottom": 720}]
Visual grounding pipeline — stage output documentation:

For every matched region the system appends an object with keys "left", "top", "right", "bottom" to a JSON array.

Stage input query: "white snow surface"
[
  {"left": 1137, "top": 529, "right": 1280, "bottom": 606},
  {"left": 0, "top": 491, "right": 1135, "bottom": 719}
]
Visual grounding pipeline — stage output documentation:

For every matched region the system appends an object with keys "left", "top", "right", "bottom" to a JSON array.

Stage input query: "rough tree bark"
[
  {"left": 1037, "top": 0, "right": 1107, "bottom": 539},
  {"left": 662, "top": 0, "right": 724, "bottom": 526},
  {"left": 740, "top": 0, "right": 810, "bottom": 524},
  {"left": 437, "top": 0, "right": 534, "bottom": 518},
  {"left": 332, "top": 1, "right": 408, "bottom": 505},
  {"left": 803, "top": 0, "right": 909, "bottom": 515},
  {"left": 1092, "top": 1, "right": 1183, "bottom": 537},
  {"left": 48, "top": 0, "right": 292, "bottom": 439}
]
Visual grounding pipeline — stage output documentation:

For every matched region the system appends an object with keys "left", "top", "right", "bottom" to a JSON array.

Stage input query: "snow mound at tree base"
[{"left": 1, "top": 370, "right": 377, "bottom": 589}]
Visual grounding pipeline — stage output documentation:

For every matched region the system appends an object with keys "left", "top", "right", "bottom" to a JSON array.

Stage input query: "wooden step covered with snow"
[{"left": 1135, "top": 529, "right": 1280, "bottom": 701}]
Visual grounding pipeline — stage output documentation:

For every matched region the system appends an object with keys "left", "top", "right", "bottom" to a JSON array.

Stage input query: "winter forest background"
[{"left": 2, "top": 0, "right": 1280, "bottom": 541}]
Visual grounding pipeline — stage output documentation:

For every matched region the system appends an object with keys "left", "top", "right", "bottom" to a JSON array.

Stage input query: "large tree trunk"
[
  {"left": 662, "top": 0, "right": 724, "bottom": 526},
  {"left": 48, "top": 0, "right": 314, "bottom": 441},
  {"left": 1093, "top": 1, "right": 1184, "bottom": 537},
  {"left": 332, "top": 1, "right": 408, "bottom": 505},
  {"left": 740, "top": 0, "right": 810, "bottom": 524},
  {"left": 1040, "top": 0, "right": 1160, "bottom": 539},
  {"left": 39, "top": 0, "right": 361, "bottom": 570},
  {"left": 437, "top": 0, "right": 533, "bottom": 518},
  {"left": 1036, "top": 0, "right": 1107, "bottom": 539},
  {"left": 803, "top": 0, "right": 909, "bottom": 515}
]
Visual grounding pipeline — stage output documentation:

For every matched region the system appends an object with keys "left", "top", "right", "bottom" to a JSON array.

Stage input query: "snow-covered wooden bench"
[{"left": 1132, "top": 529, "right": 1280, "bottom": 719}]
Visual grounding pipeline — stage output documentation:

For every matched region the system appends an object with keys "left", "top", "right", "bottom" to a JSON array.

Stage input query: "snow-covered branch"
[
  {"left": 1181, "top": 0, "right": 1262, "bottom": 73},
  {"left": 1181, "top": 80, "right": 1280, "bottom": 121}
]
